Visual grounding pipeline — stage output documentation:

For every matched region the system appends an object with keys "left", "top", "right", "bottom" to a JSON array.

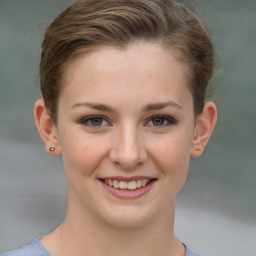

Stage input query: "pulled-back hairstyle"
[{"left": 40, "top": 0, "right": 214, "bottom": 123}]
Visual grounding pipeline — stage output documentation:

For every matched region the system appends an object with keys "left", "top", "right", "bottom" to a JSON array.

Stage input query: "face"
[{"left": 54, "top": 42, "right": 197, "bottom": 227}]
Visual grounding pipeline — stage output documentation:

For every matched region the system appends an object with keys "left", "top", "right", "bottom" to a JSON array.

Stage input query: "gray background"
[{"left": 0, "top": 0, "right": 255, "bottom": 255}]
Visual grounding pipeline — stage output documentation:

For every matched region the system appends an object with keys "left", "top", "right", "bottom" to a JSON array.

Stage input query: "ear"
[
  {"left": 34, "top": 99, "right": 62, "bottom": 155},
  {"left": 190, "top": 101, "right": 217, "bottom": 158}
]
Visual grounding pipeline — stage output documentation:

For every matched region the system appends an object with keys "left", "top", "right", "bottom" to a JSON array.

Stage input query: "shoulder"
[
  {"left": 184, "top": 244, "right": 200, "bottom": 256},
  {"left": 1, "top": 239, "right": 51, "bottom": 256}
]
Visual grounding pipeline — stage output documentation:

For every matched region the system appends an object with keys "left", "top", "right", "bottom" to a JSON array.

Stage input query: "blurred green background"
[{"left": 0, "top": 0, "right": 255, "bottom": 255}]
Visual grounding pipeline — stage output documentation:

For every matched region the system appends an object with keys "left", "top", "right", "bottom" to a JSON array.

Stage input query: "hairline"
[{"left": 51, "top": 39, "right": 196, "bottom": 125}]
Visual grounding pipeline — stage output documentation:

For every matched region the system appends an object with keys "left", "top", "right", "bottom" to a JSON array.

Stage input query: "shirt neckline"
[{"left": 34, "top": 238, "right": 198, "bottom": 256}]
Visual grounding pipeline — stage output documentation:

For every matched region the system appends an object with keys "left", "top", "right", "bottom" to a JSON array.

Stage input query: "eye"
[
  {"left": 145, "top": 115, "right": 176, "bottom": 127},
  {"left": 80, "top": 115, "right": 110, "bottom": 127}
]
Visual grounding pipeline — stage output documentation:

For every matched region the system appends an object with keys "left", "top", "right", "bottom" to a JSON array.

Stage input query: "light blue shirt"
[{"left": 2, "top": 239, "right": 200, "bottom": 256}]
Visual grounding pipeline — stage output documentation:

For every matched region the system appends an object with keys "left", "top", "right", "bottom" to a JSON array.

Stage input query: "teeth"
[
  {"left": 113, "top": 180, "right": 119, "bottom": 188},
  {"left": 104, "top": 178, "right": 151, "bottom": 190},
  {"left": 128, "top": 181, "right": 136, "bottom": 190},
  {"left": 141, "top": 179, "right": 147, "bottom": 187},
  {"left": 136, "top": 180, "right": 142, "bottom": 188},
  {"left": 119, "top": 181, "right": 128, "bottom": 189}
]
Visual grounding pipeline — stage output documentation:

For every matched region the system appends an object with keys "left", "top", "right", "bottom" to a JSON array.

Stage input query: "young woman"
[{"left": 3, "top": 0, "right": 217, "bottom": 255}]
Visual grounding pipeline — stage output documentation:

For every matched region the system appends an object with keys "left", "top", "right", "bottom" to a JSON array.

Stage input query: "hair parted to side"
[{"left": 40, "top": 0, "right": 214, "bottom": 123}]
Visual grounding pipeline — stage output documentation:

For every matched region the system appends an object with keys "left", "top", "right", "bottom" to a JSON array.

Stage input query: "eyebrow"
[
  {"left": 70, "top": 100, "right": 182, "bottom": 112},
  {"left": 71, "top": 102, "right": 115, "bottom": 112},
  {"left": 143, "top": 101, "right": 183, "bottom": 112}
]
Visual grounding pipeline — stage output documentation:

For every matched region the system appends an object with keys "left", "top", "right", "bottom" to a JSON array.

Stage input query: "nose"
[{"left": 109, "top": 125, "right": 147, "bottom": 169}]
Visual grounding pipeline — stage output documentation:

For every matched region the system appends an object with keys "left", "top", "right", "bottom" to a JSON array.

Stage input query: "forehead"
[{"left": 60, "top": 42, "right": 192, "bottom": 109}]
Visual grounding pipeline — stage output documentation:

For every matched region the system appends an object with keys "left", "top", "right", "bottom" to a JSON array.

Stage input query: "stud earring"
[{"left": 49, "top": 147, "right": 55, "bottom": 152}]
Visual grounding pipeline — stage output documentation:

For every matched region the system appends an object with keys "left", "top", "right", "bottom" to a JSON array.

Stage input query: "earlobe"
[
  {"left": 34, "top": 99, "right": 61, "bottom": 155},
  {"left": 190, "top": 101, "right": 217, "bottom": 158}
]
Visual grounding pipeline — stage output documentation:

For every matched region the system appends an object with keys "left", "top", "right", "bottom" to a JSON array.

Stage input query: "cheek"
[
  {"left": 149, "top": 132, "right": 193, "bottom": 190},
  {"left": 156, "top": 138, "right": 191, "bottom": 172},
  {"left": 59, "top": 129, "right": 108, "bottom": 179}
]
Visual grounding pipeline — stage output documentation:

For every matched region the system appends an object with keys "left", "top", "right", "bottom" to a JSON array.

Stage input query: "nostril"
[{"left": 110, "top": 151, "right": 146, "bottom": 169}]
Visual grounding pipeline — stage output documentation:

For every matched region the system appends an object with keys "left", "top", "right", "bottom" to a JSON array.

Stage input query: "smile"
[
  {"left": 103, "top": 178, "right": 151, "bottom": 190},
  {"left": 99, "top": 177, "right": 157, "bottom": 199}
]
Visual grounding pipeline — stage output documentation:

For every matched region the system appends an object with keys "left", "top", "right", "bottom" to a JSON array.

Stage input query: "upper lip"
[{"left": 99, "top": 176, "right": 156, "bottom": 182}]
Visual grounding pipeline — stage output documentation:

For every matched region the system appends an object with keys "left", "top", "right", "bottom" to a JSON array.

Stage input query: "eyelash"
[
  {"left": 79, "top": 115, "right": 176, "bottom": 129},
  {"left": 144, "top": 115, "right": 176, "bottom": 128},
  {"left": 79, "top": 115, "right": 111, "bottom": 128}
]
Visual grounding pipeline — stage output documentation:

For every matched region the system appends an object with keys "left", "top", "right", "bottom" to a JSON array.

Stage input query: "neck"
[{"left": 41, "top": 187, "right": 185, "bottom": 256}]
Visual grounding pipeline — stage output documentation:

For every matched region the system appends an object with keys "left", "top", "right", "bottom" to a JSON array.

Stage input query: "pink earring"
[{"left": 49, "top": 147, "right": 55, "bottom": 152}]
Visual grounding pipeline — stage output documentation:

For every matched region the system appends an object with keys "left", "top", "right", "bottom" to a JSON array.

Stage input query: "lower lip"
[{"left": 99, "top": 180, "right": 156, "bottom": 199}]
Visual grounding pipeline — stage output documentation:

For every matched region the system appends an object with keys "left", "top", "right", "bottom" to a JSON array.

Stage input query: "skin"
[{"left": 34, "top": 42, "right": 217, "bottom": 256}]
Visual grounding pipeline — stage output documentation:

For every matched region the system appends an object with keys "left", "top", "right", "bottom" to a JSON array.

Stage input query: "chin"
[{"left": 97, "top": 205, "right": 155, "bottom": 229}]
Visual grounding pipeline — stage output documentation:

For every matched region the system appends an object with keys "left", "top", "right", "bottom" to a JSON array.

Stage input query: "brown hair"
[{"left": 40, "top": 0, "right": 214, "bottom": 123}]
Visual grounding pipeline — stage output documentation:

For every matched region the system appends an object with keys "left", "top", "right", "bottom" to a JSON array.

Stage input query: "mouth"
[
  {"left": 98, "top": 177, "right": 157, "bottom": 199},
  {"left": 101, "top": 178, "right": 153, "bottom": 190}
]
